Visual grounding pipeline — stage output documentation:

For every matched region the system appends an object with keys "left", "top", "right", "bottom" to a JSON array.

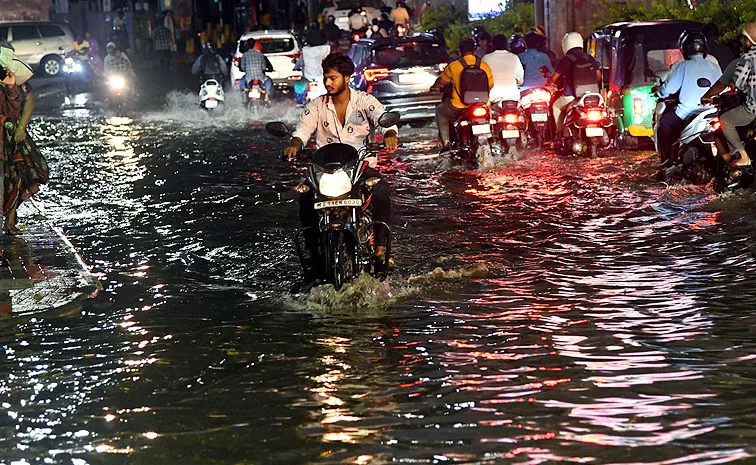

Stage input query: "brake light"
[
  {"left": 711, "top": 118, "right": 721, "bottom": 130},
  {"left": 308, "top": 82, "right": 318, "bottom": 91},
  {"left": 633, "top": 97, "right": 643, "bottom": 115},
  {"left": 286, "top": 53, "right": 302, "bottom": 60},
  {"left": 252, "top": 79, "right": 260, "bottom": 85},
  {"left": 586, "top": 110, "right": 604, "bottom": 121},
  {"left": 364, "top": 68, "right": 390, "bottom": 82},
  {"left": 233, "top": 56, "right": 241, "bottom": 67},
  {"left": 288, "top": 76, "right": 301, "bottom": 80},
  {"left": 438, "top": 62, "right": 447, "bottom": 72},
  {"left": 353, "top": 34, "right": 361, "bottom": 42},
  {"left": 501, "top": 113, "right": 518, "bottom": 124},
  {"left": 471, "top": 106, "right": 488, "bottom": 117}
]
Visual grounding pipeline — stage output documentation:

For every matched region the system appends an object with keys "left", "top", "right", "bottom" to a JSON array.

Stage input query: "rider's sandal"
[{"left": 728, "top": 153, "right": 752, "bottom": 187}]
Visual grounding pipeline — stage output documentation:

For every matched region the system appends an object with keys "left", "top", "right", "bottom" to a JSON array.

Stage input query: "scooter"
[
  {"left": 450, "top": 103, "right": 495, "bottom": 167},
  {"left": 519, "top": 87, "right": 553, "bottom": 148},
  {"left": 105, "top": 73, "right": 130, "bottom": 113},
  {"left": 265, "top": 111, "right": 401, "bottom": 290},
  {"left": 243, "top": 79, "right": 267, "bottom": 110},
  {"left": 554, "top": 93, "right": 613, "bottom": 157},
  {"left": 491, "top": 99, "right": 526, "bottom": 152},
  {"left": 199, "top": 78, "right": 225, "bottom": 111},
  {"left": 63, "top": 51, "right": 95, "bottom": 96}
]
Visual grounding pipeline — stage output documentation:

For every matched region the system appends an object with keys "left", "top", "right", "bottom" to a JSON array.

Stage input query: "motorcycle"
[
  {"left": 554, "top": 92, "right": 613, "bottom": 157},
  {"left": 243, "top": 78, "right": 267, "bottom": 110},
  {"left": 105, "top": 73, "right": 130, "bottom": 113},
  {"left": 665, "top": 93, "right": 753, "bottom": 189},
  {"left": 491, "top": 99, "right": 526, "bottom": 152},
  {"left": 450, "top": 102, "right": 495, "bottom": 166},
  {"left": 199, "top": 78, "right": 225, "bottom": 111},
  {"left": 519, "top": 87, "right": 553, "bottom": 148},
  {"left": 63, "top": 52, "right": 95, "bottom": 96},
  {"left": 265, "top": 111, "right": 401, "bottom": 290}
]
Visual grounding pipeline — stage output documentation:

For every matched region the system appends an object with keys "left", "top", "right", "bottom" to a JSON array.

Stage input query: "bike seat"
[{"left": 312, "top": 143, "right": 360, "bottom": 172}]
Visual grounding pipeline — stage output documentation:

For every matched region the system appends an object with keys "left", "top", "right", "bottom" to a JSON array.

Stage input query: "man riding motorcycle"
[
  {"left": 700, "top": 23, "right": 756, "bottom": 178},
  {"left": 546, "top": 32, "right": 601, "bottom": 137},
  {"left": 520, "top": 31, "right": 554, "bottom": 91},
  {"left": 482, "top": 35, "right": 523, "bottom": 102},
  {"left": 293, "top": 29, "right": 330, "bottom": 105},
  {"left": 655, "top": 31, "right": 721, "bottom": 172},
  {"left": 191, "top": 43, "right": 228, "bottom": 83},
  {"left": 430, "top": 39, "right": 494, "bottom": 152},
  {"left": 282, "top": 53, "right": 399, "bottom": 268}
]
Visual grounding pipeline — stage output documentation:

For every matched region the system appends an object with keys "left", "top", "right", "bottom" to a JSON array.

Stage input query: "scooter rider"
[
  {"left": 520, "top": 31, "right": 554, "bottom": 90},
  {"left": 655, "top": 31, "right": 721, "bottom": 171},
  {"left": 430, "top": 39, "right": 494, "bottom": 152},
  {"left": 482, "top": 34, "right": 523, "bottom": 102},
  {"left": 282, "top": 53, "right": 399, "bottom": 264},
  {"left": 546, "top": 32, "right": 601, "bottom": 137},
  {"left": 191, "top": 43, "right": 228, "bottom": 83},
  {"left": 701, "top": 23, "right": 756, "bottom": 175}
]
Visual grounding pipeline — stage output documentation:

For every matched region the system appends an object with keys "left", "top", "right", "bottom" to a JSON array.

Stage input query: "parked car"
[
  {"left": 347, "top": 33, "right": 449, "bottom": 124},
  {"left": 324, "top": 0, "right": 389, "bottom": 32},
  {"left": 231, "top": 30, "right": 303, "bottom": 92},
  {"left": 0, "top": 21, "right": 73, "bottom": 77},
  {"left": 588, "top": 20, "right": 704, "bottom": 149}
]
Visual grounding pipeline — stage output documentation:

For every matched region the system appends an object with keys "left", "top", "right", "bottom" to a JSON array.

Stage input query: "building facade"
[{"left": 0, "top": 0, "right": 53, "bottom": 21}]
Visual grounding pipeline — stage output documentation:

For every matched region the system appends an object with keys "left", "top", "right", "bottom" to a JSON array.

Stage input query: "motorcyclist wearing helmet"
[
  {"left": 520, "top": 31, "right": 554, "bottom": 90},
  {"left": 482, "top": 34, "right": 523, "bottom": 102},
  {"left": 191, "top": 42, "right": 228, "bottom": 83},
  {"left": 655, "top": 30, "right": 721, "bottom": 171},
  {"left": 430, "top": 38, "right": 494, "bottom": 152},
  {"left": 700, "top": 23, "right": 756, "bottom": 175},
  {"left": 545, "top": 32, "right": 601, "bottom": 137},
  {"left": 508, "top": 34, "right": 526, "bottom": 56}
]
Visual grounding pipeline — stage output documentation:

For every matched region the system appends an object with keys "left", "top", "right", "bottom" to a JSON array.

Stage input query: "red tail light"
[
  {"left": 233, "top": 56, "right": 241, "bottom": 67},
  {"left": 711, "top": 118, "right": 721, "bottom": 130},
  {"left": 286, "top": 53, "right": 302, "bottom": 60},
  {"left": 438, "top": 62, "right": 448, "bottom": 72},
  {"left": 471, "top": 106, "right": 488, "bottom": 117},
  {"left": 503, "top": 113, "right": 518, "bottom": 124},
  {"left": 586, "top": 110, "right": 604, "bottom": 121},
  {"left": 353, "top": 34, "right": 361, "bottom": 42},
  {"left": 364, "top": 68, "right": 390, "bottom": 82},
  {"left": 308, "top": 82, "right": 318, "bottom": 91},
  {"left": 252, "top": 79, "right": 260, "bottom": 85}
]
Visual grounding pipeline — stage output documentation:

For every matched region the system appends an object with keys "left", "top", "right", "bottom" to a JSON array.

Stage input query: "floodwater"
[{"left": 2, "top": 90, "right": 756, "bottom": 465}]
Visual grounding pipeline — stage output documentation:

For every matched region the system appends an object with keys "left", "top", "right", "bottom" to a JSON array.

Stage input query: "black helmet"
[
  {"left": 472, "top": 25, "right": 487, "bottom": 42},
  {"left": 679, "top": 30, "right": 708, "bottom": 60},
  {"left": 525, "top": 30, "right": 546, "bottom": 50},
  {"left": 509, "top": 34, "right": 526, "bottom": 54}
]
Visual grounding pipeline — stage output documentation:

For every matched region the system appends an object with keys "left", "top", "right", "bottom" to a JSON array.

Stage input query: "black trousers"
[
  {"left": 300, "top": 167, "right": 391, "bottom": 247},
  {"left": 657, "top": 110, "right": 686, "bottom": 168}
]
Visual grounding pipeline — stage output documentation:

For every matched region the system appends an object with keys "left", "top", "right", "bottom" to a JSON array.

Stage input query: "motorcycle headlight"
[
  {"left": 318, "top": 170, "right": 353, "bottom": 198},
  {"left": 73, "top": 62, "right": 82, "bottom": 72},
  {"left": 65, "top": 57, "right": 74, "bottom": 66},
  {"left": 109, "top": 76, "right": 126, "bottom": 90}
]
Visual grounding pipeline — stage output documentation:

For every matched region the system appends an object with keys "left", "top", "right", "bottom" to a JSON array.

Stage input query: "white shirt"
[
  {"left": 292, "top": 89, "right": 399, "bottom": 168},
  {"left": 349, "top": 13, "right": 366, "bottom": 30},
  {"left": 482, "top": 50, "right": 524, "bottom": 102},
  {"left": 302, "top": 44, "right": 330, "bottom": 82}
]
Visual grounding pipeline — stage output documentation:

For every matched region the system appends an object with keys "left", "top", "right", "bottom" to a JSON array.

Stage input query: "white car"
[
  {"left": 324, "top": 0, "right": 389, "bottom": 32},
  {"left": 0, "top": 22, "right": 73, "bottom": 76},
  {"left": 231, "top": 30, "right": 303, "bottom": 91}
]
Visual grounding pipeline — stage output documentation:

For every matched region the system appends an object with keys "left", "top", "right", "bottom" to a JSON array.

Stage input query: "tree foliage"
[
  {"left": 420, "top": 0, "right": 535, "bottom": 55},
  {"left": 593, "top": 0, "right": 756, "bottom": 46}
]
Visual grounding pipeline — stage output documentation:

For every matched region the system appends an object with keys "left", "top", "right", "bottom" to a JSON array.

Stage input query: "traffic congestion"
[{"left": 1, "top": 1, "right": 756, "bottom": 464}]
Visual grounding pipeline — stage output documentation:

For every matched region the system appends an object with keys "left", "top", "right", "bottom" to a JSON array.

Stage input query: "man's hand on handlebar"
[
  {"left": 384, "top": 130, "right": 398, "bottom": 151},
  {"left": 283, "top": 138, "right": 303, "bottom": 161},
  {"left": 701, "top": 96, "right": 714, "bottom": 105}
]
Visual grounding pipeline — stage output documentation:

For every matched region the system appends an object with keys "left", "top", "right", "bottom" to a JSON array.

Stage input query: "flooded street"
[{"left": 2, "top": 91, "right": 756, "bottom": 464}]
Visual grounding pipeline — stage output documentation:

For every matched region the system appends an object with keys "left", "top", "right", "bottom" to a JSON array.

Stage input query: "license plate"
[
  {"left": 531, "top": 113, "right": 548, "bottom": 122},
  {"left": 314, "top": 199, "right": 363, "bottom": 209},
  {"left": 586, "top": 127, "right": 605, "bottom": 137},
  {"left": 205, "top": 100, "right": 218, "bottom": 108},
  {"left": 472, "top": 124, "right": 491, "bottom": 135},
  {"left": 249, "top": 89, "right": 261, "bottom": 98},
  {"left": 501, "top": 129, "right": 520, "bottom": 139},
  {"left": 398, "top": 73, "right": 428, "bottom": 84},
  {"left": 338, "top": 17, "right": 348, "bottom": 22}
]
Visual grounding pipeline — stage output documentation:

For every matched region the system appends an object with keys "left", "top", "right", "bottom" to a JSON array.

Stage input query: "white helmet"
[{"left": 562, "top": 32, "right": 583, "bottom": 54}]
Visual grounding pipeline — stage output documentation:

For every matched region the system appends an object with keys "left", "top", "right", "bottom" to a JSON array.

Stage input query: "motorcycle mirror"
[
  {"left": 265, "top": 122, "right": 291, "bottom": 138},
  {"left": 378, "top": 111, "right": 400, "bottom": 128},
  {"left": 697, "top": 77, "right": 712, "bottom": 88}
]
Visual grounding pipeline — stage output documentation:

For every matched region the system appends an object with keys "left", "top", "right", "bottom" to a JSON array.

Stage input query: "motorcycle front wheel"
[{"left": 327, "top": 230, "right": 356, "bottom": 291}]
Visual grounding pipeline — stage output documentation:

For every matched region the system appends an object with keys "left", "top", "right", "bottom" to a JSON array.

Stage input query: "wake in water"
[{"left": 140, "top": 90, "right": 304, "bottom": 128}]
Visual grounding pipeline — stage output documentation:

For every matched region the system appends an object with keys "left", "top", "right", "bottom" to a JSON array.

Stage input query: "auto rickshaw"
[{"left": 588, "top": 20, "right": 703, "bottom": 149}]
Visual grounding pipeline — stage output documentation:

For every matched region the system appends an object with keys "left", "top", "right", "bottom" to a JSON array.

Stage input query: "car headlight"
[
  {"left": 318, "top": 170, "right": 353, "bottom": 198},
  {"left": 109, "top": 76, "right": 126, "bottom": 90}
]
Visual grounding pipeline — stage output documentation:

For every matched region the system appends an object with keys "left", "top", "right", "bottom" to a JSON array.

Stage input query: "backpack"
[
  {"left": 201, "top": 53, "right": 222, "bottom": 76},
  {"left": 457, "top": 56, "right": 490, "bottom": 105},
  {"left": 566, "top": 52, "right": 599, "bottom": 96}
]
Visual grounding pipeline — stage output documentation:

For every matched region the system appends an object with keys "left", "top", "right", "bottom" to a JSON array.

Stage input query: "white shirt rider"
[{"left": 483, "top": 48, "right": 524, "bottom": 102}]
